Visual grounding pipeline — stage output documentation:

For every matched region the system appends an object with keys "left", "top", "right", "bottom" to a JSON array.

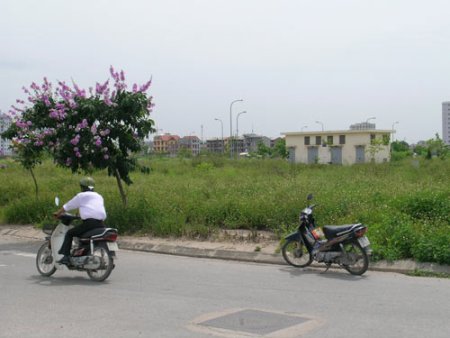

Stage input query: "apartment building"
[
  {"left": 443, "top": 102, "right": 450, "bottom": 145},
  {"left": 0, "top": 114, "right": 13, "bottom": 156},
  {"left": 179, "top": 135, "right": 201, "bottom": 156},
  {"left": 153, "top": 133, "right": 180, "bottom": 156},
  {"left": 206, "top": 138, "right": 225, "bottom": 153}
]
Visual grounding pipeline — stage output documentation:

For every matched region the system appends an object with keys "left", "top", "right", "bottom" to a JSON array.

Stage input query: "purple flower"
[
  {"left": 103, "top": 154, "right": 109, "bottom": 160},
  {"left": 139, "top": 78, "right": 152, "bottom": 92},
  {"left": 91, "top": 124, "right": 97, "bottom": 135},
  {"left": 75, "top": 152, "right": 82, "bottom": 158},
  {"left": 100, "top": 129, "right": 110, "bottom": 136},
  {"left": 95, "top": 138, "right": 102, "bottom": 147},
  {"left": 66, "top": 158, "right": 72, "bottom": 166},
  {"left": 70, "top": 134, "right": 80, "bottom": 146}
]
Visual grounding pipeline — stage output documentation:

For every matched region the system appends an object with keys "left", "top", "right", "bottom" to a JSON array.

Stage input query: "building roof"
[
  {"left": 155, "top": 134, "right": 180, "bottom": 141},
  {"left": 282, "top": 129, "right": 393, "bottom": 136}
]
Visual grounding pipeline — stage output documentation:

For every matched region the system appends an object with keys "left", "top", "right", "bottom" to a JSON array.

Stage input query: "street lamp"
[
  {"left": 236, "top": 111, "right": 247, "bottom": 137},
  {"left": 315, "top": 121, "right": 324, "bottom": 131},
  {"left": 214, "top": 118, "right": 224, "bottom": 153},
  {"left": 366, "top": 117, "right": 376, "bottom": 124},
  {"left": 229, "top": 99, "right": 243, "bottom": 157},
  {"left": 392, "top": 121, "right": 399, "bottom": 142}
]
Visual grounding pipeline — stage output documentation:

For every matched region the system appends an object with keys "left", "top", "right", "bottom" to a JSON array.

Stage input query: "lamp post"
[
  {"left": 236, "top": 111, "right": 247, "bottom": 137},
  {"left": 215, "top": 118, "right": 224, "bottom": 153},
  {"left": 315, "top": 121, "right": 324, "bottom": 131},
  {"left": 229, "top": 99, "right": 243, "bottom": 157},
  {"left": 366, "top": 117, "right": 376, "bottom": 128},
  {"left": 392, "top": 121, "right": 399, "bottom": 142}
]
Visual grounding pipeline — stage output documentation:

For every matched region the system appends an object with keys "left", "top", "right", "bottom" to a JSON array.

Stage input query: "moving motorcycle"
[
  {"left": 36, "top": 198, "right": 119, "bottom": 282},
  {"left": 282, "top": 194, "right": 372, "bottom": 275}
]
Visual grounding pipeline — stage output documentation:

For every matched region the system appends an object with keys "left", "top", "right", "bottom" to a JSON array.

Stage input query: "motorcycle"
[
  {"left": 36, "top": 197, "right": 119, "bottom": 282},
  {"left": 281, "top": 194, "right": 372, "bottom": 275}
]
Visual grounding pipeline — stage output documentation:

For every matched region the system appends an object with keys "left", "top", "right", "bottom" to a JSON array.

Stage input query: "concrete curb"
[{"left": 1, "top": 225, "right": 449, "bottom": 275}]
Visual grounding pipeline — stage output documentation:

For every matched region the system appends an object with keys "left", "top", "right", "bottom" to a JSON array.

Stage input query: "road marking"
[
  {"left": 0, "top": 251, "right": 36, "bottom": 258},
  {"left": 15, "top": 253, "right": 36, "bottom": 258},
  {"left": 0, "top": 264, "right": 7, "bottom": 267}
]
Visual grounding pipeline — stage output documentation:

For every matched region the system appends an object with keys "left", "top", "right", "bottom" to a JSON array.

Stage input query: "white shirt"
[{"left": 63, "top": 191, "right": 107, "bottom": 220}]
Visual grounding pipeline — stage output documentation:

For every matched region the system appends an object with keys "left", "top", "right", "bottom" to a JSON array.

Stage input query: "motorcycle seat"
[
  {"left": 323, "top": 224, "right": 362, "bottom": 239},
  {"left": 78, "top": 227, "right": 107, "bottom": 239}
]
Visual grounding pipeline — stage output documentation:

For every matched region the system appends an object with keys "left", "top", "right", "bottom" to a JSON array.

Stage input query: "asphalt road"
[{"left": 1, "top": 236, "right": 449, "bottom": 338}]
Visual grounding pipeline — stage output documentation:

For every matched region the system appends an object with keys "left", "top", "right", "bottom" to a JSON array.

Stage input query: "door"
[
  {"left": 355, "top": 146, "right": 365, "bottom": 163},
  {"left": 330, "top": 147, "right": 342, "bottom": 164},
  {"left": 288, "top": 147, "right": 296, "bottom": 163},
  {"left": 307, "top": 147, "right": 319, "bottom": 164}
]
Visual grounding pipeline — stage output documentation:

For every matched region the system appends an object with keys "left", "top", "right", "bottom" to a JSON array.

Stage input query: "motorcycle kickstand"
[{"left": 321, "top": 263, "right": 332, "bottom": 273}]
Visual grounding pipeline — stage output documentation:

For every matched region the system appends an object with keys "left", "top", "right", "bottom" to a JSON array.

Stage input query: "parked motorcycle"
[
  {"left": 282, "top": 194, "right": 372, "bottom": 275},
  {"left": 36, "top": 198, "right": 119, "bottom": 282}
]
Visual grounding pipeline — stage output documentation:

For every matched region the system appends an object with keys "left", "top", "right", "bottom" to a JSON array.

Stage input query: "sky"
[{"left": 2, "top": 0, "right": 450, "bottom": 143}]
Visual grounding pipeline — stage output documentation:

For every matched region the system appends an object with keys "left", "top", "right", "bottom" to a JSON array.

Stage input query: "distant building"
[
  {"left": 349, "top": 122, "right": 376, "bottom": 130},
  {"left": 206, "top": 138, "right": 225, "bottom": 154},
  {"left": 153, "top": 133, "right": 180, "bottom": 156},
  {"left": 283, "top": 129, "right": 393, "bottom": 165},
  {"left": 270, "top": 137, "right": 284, "bottom": 148},
  {"left": 226, "top": 137, "right": 245, "bottom": 154},
  {"left": 0, "top": 114, "right": 13, "bottom": 156},
  {"left": 179, "top": 135, "right": 201, "bottom": 156},
  {"left": 243, "top": 133, "right": 271, "bottom": 153},
  {"left": 443, "top": 102, "right": 450, "bottom": 145}
]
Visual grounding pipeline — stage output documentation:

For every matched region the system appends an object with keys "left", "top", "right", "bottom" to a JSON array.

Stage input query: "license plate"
[
  {"left": 358, "top": 236, "right": 370, "bottom": 248},
  {"left": 107, "top": 242, "right": 119, "bottom": 251}
]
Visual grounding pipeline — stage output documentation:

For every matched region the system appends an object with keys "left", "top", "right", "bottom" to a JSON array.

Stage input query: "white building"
[
  {"left": 283, "top": 129, "right": 393, "bottom": 165},
  {"left": 0, "top": 114, "right": 13, "bottom": 156},
  {"left": 443, "top": 102, "right": 450, "bottom": 145}
]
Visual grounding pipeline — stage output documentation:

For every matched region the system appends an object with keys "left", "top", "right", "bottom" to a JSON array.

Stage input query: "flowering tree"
[{"left": 2, "top": 67, "right": 155, "bottom": 205}]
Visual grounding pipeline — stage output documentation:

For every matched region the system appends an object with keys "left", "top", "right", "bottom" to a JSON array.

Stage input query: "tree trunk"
[
  {"left": 115, "top": 169, "right": 128, "bottom": 207},
  {"left": 29, "top": 168, "right": 39, "bottom": 199}
]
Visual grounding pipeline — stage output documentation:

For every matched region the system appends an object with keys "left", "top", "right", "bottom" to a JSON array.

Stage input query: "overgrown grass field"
[{"left": 0, "top": 156, "right": 449, "bottom": 264}]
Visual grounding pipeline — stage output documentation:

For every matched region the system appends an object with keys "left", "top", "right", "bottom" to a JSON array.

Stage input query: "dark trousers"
[{"left": 58, "top": 219, "right": 104, "bottom": 256}]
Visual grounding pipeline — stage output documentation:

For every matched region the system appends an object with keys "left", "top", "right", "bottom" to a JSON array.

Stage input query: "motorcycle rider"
[{"left": 54, "top": 177, "right": 107, "bottom": 265}]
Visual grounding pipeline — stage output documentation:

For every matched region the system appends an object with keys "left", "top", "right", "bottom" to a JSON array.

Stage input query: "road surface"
[{"left": 0, "top": 236, "right": 449, "bottom": 338}]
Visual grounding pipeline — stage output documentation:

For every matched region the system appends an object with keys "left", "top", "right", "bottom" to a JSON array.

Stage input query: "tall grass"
[{"left": 0, "top": 156, "right": 449, "bottom": 264}]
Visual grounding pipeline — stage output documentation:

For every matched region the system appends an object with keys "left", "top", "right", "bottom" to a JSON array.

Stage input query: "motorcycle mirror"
[
  {"left": 55, "top": 197, "right": 60, "bottom": 207},
  {"left": 307, "top": 194, "right": 313, "bottom": 201}
]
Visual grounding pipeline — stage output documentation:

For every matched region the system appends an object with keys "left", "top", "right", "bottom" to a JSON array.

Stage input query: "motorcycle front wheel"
[
  {"left": 36, "top": 242, "right": 57, "bottom": 277},
  {"left": 342, "top": 241, "right": 369, "bottom": 275},
  {"left": 86, "top": 245, "right": 114, "bottom": 282},
  {"left": 282, "top": 238, "right": 313, "bottom": 268}
]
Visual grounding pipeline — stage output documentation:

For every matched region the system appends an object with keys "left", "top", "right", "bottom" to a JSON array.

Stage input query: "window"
[
  {"left": 339, "top": 135, "right": 346, "bottom": 144},
  {"left": 315, "top": 136, "right": 321, "bottom": 145},
  {"left": 327, "top": 136, "right": 333, "bottom": 145},
  {"left": 304, "top": 136, "right": 310, "bottom": 145}
]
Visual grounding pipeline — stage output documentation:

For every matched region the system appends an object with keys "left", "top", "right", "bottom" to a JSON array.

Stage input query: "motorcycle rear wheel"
[
  {"left": 86, "top": 245, "right": 114, "bottom": 282},
  {"left": 282, "top": 239, "right": 313, "bottom": 268},
  {"left": 342, "top": 241, "right": 369, "bottom": 275},
  {"left": 36, "top": 242, "right": 57, "bottom": 277}
]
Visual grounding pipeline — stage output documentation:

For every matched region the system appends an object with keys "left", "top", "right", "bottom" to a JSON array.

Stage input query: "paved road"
[{"left": 1, "top": 236, "right": 449, "bottom": 338}]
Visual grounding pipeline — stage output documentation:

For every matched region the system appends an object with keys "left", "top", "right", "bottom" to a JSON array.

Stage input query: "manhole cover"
[{"left": 190, "top": 308, "right": 322, "bottom": 337}]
